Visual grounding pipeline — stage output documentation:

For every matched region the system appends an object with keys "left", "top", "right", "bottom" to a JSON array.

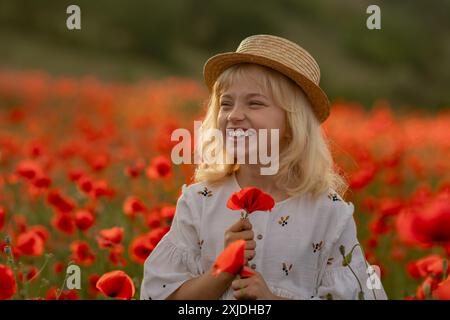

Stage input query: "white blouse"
[{"left": 140, "top": 174, "right": 388, "bottom": 300}]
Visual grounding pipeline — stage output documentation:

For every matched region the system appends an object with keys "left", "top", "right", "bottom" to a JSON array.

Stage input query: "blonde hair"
[{"left": 194, "top": 63, "right": 348, "bottom": 200}]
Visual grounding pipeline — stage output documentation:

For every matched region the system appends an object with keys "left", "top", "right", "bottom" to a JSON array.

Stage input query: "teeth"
[{"left": 226, "top": 129, "right": 256, "bottom": 137}]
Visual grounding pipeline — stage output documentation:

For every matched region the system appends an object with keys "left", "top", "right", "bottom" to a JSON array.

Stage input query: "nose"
[{"left": 227, "top": 104, "right": 246, "bottom": 122}]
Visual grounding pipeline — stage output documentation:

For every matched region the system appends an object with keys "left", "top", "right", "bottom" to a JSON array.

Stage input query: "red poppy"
[
  {"left": 51, "top": 212, "right": 76, "bottom": 235},
  {"left": 45, "top": 287, "right": 79, "bottom": 300},
  {"left": 108, "top": 245, "right": 127, "bottom": 267},
  {"left": 147, "top": 226, "right": 170, "bottom": 247},
  {"left": 74, "top": 209, "right": 96, "bottom": 231},
  {"left": 406, "top": 255, "right": 449, "bottom": 279},
  {"left": 70, "top": 241, "right": 96, "bottom": 266},
  {"left": 97, "top": 227, "right": 124, "bottom": 249},
  {"left": 28, "top": 225, "right": 50, "bottom": 242},
  {"left": 15, "top": 159, "right": 42, "bottom": 180},
  {"left": 124, "top": 158, "right": 145, "bottom": 178},
  {"left": 67, "top": 168, "right": 85, "bottom": 182},
  {"left": 123, "top": 196, "right": 147, "bottom": 219},
  {"left": 96, "top": 270, "right": 135, "bottom": 300},
  {"left": 129, "top": 235, "right": 155, "bottom": 264},
  {"left": 146, "top": 156, "right": 172, "bottom": 179},
  {"left": 0, "top": 206, "right": 5, "bottom": 230},
  {"left": 16, "top": 230, "right": 45, "bottom": 257},
  {"left": 77, "top": 175, "right": 93, "bottom": 194},
  {"left": 53, "top": 262, "right": 65, "bottom": 274},
  {"left": 160, "top": 205, "right": 176, "bottom": 221},
  {"left": 19, "top": 266, "right": 39, "bottom": 282},
  {"left": 145, "top": 211, "right": 162, "bottom": 228},
  {"left": 397, "top": 192, "right": 450, "bottom": 246},
  {"left": 433, "top": 276, "right": 450, "bottom": 300},
  {"left": 227, "top": 187, "right": 275, "bottom": 218},
  {"left": 416, "top": 276, "right": 439, "bottom": 300},
  {"left": 213, "top": 240, "right": 255, "bottom": 277},
  {"left": 348, "top": 162, "right": 377, "bottom": 190},
  {"left": 92, "top": 180, "right": 115, "bottom": 198},
  {"left": 47, "top": 190, "right": 75, "bottom": 213},
  {"left": 0, "top": 264, "right": 16, "bottom": 300},
  {"left": 88, "top": 274, "right": 101, "bottom": 297}
]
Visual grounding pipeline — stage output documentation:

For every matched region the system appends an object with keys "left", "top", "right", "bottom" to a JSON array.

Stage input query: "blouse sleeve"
[
  {"left": 314, "top": 215, "right": 388, "bottom": 300},
  {"left": 140, "top": 185, "right": 204, "bottom": 300}
]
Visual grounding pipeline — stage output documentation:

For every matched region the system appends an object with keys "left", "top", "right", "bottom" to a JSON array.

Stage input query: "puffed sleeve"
[
  {"left": 140, "top": 185, "right": 204, "bottom": 300},
  {"left": 314, "top": 215, "right": 388, "bottom": 300}
]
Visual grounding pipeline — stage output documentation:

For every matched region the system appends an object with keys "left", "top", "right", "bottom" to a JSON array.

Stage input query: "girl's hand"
[
  {"left": 231, "top": 267, "right": 275, "bottom": 300},
  {"left": 224, "top": 219, "right": 256, "bottom": 264}
]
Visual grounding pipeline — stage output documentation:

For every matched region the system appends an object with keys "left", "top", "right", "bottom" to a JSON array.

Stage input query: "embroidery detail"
[
  {"left": 328, "top": 192, "right": 341, "bottom": 202},
  {"left": 312, "top": 241, "right": 324, "bottom": 253},
  {"left": 327, "top": 257, "right": 334, "bottom": 266},
  {"left": 278, "top": 215, "right": 289, "bottom": 227},
  {"left": 198, "top": 239, "right": 204, "bottom": 250},
  {"left": 282, "top": 262, "right": 293, "bottom": 276},
  {"left": 198, "top": 187, "right": 213, "bottom": 197}
]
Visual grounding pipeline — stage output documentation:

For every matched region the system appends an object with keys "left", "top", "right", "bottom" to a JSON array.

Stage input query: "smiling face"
[{"left": 217, "top": 64, "right": 288, "bottom": 161}]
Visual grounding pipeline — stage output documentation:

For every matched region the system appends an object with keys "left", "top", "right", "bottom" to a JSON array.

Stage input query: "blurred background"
[
  {"left": 0, "top": 0, "right": 449, "bottom": 301},
  {"left": 1, "top": 0, "right": 450, "bottom": 111}
]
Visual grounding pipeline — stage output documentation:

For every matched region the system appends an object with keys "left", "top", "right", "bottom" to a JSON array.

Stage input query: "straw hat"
[{"left": 203, "top": 34, "right": 330, "bottom": 123}]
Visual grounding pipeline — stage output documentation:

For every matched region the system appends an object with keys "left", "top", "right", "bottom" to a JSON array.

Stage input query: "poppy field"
[{"left": 0, "top": 70, "right": 449, "bottom": 300}]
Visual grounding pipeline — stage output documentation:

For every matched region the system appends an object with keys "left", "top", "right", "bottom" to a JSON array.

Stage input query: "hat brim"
[{"left": 203, "top": 52, "right": 330, "bottom": 123}]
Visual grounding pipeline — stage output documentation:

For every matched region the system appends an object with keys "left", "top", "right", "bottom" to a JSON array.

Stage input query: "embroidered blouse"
[{"left": 140, "top": 174, "right": 388, "bottom": 300}]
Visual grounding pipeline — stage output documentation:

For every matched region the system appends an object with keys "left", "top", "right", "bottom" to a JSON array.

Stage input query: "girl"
[{"left": 140, "top": 34, "right": 388, "bottom": 300}]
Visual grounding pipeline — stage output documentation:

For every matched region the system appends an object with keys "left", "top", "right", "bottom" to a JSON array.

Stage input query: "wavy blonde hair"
[{"left": 194, "top": 63, "right": 348, "bottom": 200}]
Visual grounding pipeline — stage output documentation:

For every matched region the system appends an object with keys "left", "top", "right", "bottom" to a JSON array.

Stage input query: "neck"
[{"left": 235, "top": 164, "right": 290, "bottom": 202}]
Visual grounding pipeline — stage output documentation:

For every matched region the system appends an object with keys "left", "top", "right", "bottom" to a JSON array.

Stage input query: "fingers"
[
  {"left": 245, "top": 249, "right": 255, "bottom": 261},
  {"left": 245, "top": 240, "right": 256, "bottom": 250},
  {"left": 231, "top": 277, "right": 252, "bottom": 290},
  {"left": 228, "top": 218, "right": 252, "bottom": 232},
  {"left": 225, "top": 230, "right": 254, "bottom": 248}
]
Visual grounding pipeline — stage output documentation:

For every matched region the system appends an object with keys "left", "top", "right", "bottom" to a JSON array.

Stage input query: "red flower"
[
  {"left": 227, "top": 187, "right": 275, "bottom": 218},
  {"left": 45, "top": 287, "right": 79, "bottom": 300},
  {"left": 15, "top": 160, "right": 42, "bottom": 180},
  {"left": 129, "top": 235, "right": 155, "bottom": 264},
  {"left": 433, "top": 276, "right": 450, "bottom": 300},
  {"left": 147, "top": 226, "right": 170, "bottom": 247},
  {"left": 146, "top": 156, "right": 172, "bottom": 179},
  {"left": 74, "top": 209, "right": 96, "bottom": 231},
  {"left": 0, "top": 206, "right": 5, "bottom": 230},
  {"left": 96, "top": 270, "right": 135, "bottom": 300},
  {"left": 47, "top": 190, "right": 75, "bottom": 213},
  {"left": 97, "top": 227, "right": 124, "bottom": 249},
  {"left": 92, "top": 180, "right": 115, "bottom": 198},
  {"left": 0, "top": 264, "right": 16, "bottom": 300},
  {"left": 123, "top": 196, "right": 147, "bottom": 219},
  {"left": 160, "top": 205, "right": 176, "bottom": 220},
  {"left": 349, "top": 162, "right": 377, "bottom": 190},
  {"left": 16, "top": 230, "right": 45, "bottom": 257},
  {"left": 53, "top": 262, "right": 65, "bottom": 274},
  {"left": 213, "top": 240, "right": 255, "bottom": 277},
  {"left": 416, "top": 276, "right": 439, "bottom": 300},
  {"left": 52, "top": 212, "right": 76, "bottom": 235},
  {"left": 88, "top": 274, "right": 101, "bottom": 297},
  {"left": 108, "top": 245, "right": 127, "bottom": 267},
  {"left": 406, "top": 255, "right": 449, "bottom": 279},
  {"left": 397, "top": 192, "right": 450, "bottom": 246},
  {"left": 124, "top": 158, "right": 145, "bottom": 178},
  {"left": 70, "top": 241, "right": 96, "bottom": 266}
]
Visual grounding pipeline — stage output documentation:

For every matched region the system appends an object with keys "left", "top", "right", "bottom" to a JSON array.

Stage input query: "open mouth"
[{"left": 226, "top": 128, "right": 257, "bottom": 138}]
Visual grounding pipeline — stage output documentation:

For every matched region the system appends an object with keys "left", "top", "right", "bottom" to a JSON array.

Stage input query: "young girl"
[{"left": 140, "top": 34, "right": 388, "bottom": 300}]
